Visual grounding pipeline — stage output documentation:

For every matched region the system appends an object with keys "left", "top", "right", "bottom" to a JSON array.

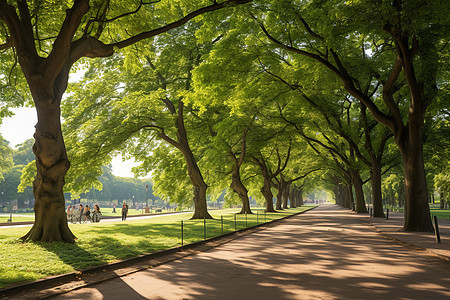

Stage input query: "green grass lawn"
[
  {"left": 0, "top": 208, "right": 182, "bottom": 223},
  {"left": 0, "top": 206, "right": 314, "bottom": 289},
  {"left": 0, "top": 216, "right": 35, "bottom": 223},
  {"left": 382, "top": 206, "right": 450, "bottom": 221},
  {"left": 430, "top": 209, "right": 450, "bottom": 220}
]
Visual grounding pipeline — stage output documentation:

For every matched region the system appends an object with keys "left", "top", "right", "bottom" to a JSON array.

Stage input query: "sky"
[{"left": 0, "top": 107, "right": 138, "bottom": 178}]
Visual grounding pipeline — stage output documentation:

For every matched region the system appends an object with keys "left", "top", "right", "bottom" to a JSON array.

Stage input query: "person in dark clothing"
[{"left": 122, "top": 202, "right": 128, "bottom": 221}]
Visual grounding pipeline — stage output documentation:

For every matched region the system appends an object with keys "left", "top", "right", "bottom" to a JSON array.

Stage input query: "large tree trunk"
[
  {"left": 171, "top": 100, "right": 212, "bottom": 220},
  {"left": 398, "top": 131, "right": 433, "bottom": 232},
  {"left": 261, "top": 177, "right": 276, "bottom": 212},
  {"left": 230, "top": 168, "right": 252, "bottom": 214},
  {"left": 21, "top": 79, "right": 75, "bottom": 243},
  {"left": 275, "top": 186, "right": 283, "bottom": 210},
  {"left": 334, "top": 185, "right": 342, "bottom": 207},
  {"left": 350, "top": 169, "right": 368, "bottom": 213},
  {"left": 287, "top": 184, "right": 295, "bottom": 208},
  {"left": 182, "top": 149, "right": 212, "bottom": 220},
  {"left": 370, "top": 155, "right": 385, "bottom": 218},
  {"left": 283, "top": 182, "right": 290, "bottom": 209},
  {"left": 298, "top": 188, "right": 304, "bottom": 206},
  {"left": 348, "top": 184, "right": 355, "bottom": 211},
  {"left": 190, "top": 181, "right": 212, "bottom": 219},
  {"left": 289, "top": 187, "right": 297, "bottom": 207}
]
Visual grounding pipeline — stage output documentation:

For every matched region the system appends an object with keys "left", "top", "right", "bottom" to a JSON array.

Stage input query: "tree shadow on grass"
[{"left": 33, "top": 222, "right": 183, "bottom": 272}]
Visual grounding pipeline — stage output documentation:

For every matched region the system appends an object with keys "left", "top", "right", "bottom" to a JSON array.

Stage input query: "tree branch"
[
  {"left": 112, "top": 0, "right": 251, "bottom": 50},
  {"left": 46, "top": 0, "right": 90, "bottom": 78},
  {"left": 70, "top": 0, "right": 251, "bottom": 63},
  {"left": 237, "top": 127, "right": 249, "bottom": 168},
  {"left": 381, "top": 52, "right": 404, "bottom": 133},
  {"left": 258, "top": 17, "right": 396, "bottom": 134}
]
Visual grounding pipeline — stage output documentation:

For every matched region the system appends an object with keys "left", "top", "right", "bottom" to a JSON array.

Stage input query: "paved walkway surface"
[{"left": 45, "top": 203, "right": 450, "bottom": 300}]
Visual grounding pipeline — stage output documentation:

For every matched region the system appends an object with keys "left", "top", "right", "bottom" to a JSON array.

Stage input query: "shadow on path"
[{"left": 53, "top": 204, "right": 450, "bottom": 300}]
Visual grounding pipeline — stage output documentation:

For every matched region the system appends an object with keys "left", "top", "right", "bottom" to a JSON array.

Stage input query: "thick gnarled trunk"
[
  {"left": 168, "top": 100, "right": 212, "bottom": 220},
  {"left": 261, "top": 177, "right": 276, "bottom": 212},
  {"left": 22, "top": 83, "right": 75, "bottom": 243},
  {"left": 230, "top": 128, "right": 252, "bottom": 214},
  {"left": 231, "top": 168, "right": 252, "bottom": 214},
  {"left": 191, "top": 181, "right": 211, "bottom": 219},
  {"left": 180, "top": 143, "right": 212, "bottom": 220}
]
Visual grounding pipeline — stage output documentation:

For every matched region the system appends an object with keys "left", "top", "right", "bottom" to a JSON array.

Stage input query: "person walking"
[
  {"left": 78, "top": 204, "right": 84, "bottom": 223},
  {"left": 122, "top": 202, "right": 128, "bottom": 221}
]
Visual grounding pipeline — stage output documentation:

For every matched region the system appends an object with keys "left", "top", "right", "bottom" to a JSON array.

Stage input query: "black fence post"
[
  {"left": 386, "top": 209, "right": 389, "bottom": 220},
  {"left": 181, "top": 220, "right": 184, "bottom": 248},
  {"left": 221, "top": 215, "right": 223, "bottom": 235},
  {"left": 370, "top": 208, "right": 373, "bottom": 218},
  {"left": 204, "top": 218, "right": 206, "bottom": 240},
  {"left": 264, "top": 211, "right": 266, "bottom": 223},
  {"left": 234, "top": 214, "right": 237, "bottom": 231},
  {"left": 433, "top": 216, "right": 441, "bottom": 243},
  {"left": 245, "top": 213, "right": 247, "bottom": 228},
  {"left": 257, "top": 212, "right": 259, "bottom": 224}
]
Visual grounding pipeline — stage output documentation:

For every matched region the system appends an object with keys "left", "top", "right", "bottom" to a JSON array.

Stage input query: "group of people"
[
  {"left": 65, "top": 202, "right": 130, "bottom": 223},
  {"left": 66, "top": 204, "right": 102, "bottom": 223}
]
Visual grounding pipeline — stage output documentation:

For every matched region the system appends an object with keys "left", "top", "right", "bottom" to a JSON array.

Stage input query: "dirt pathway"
[{"left": 51, "top": 204, "right": 450, "bottom": 300}]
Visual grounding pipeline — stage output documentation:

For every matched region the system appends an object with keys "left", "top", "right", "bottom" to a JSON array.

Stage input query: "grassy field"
[
  {"left": 430, "top": 209, "right": 450, "bottom": 220},
  {"left": 381, "top": 205, "right": 450, "bottom": 221},
  {"left": 0, "top": 206, "right": 314, "bottom": 289},
  {"left": 0, "top": 209, "right": 173, "bottom": 223},
  {"left": 0, "top": 215, "right": 35, "bottom": 223}
]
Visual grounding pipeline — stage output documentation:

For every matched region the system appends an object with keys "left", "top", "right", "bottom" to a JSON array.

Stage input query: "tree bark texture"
[
  {"left": 21, "top": 75, "right": 76, "bottom": 243},
  {"left": 176, "top": 103, "right": 212, "bottom": 220},
  {"left": 253, "top": 155, "right": 277, "bottom": 213},
  {"left": 275, "top": 181, "right": 283, "bottom": 210},
  {"left": 229, "top": 128, "right": 252, "bottom": 214},
  {"left": 297, "top": 188, "right": 304, "bottom": 206},
  {"left": 231, "top": 168, "right": 252, "bottom": 214},
  {"left": 287, "top": 184, "right": 296, "bottom": 208},
  {"left": 261, "top": 176, "right": 276, "bottom": 212},
  {"left": 350, "top": 169, "right": 368, "bottom": 213},
  {"left": 348, "top": 184, "right": 355, "bottom": 211},
  {"left": 334, "top": 185, "right": 343, "bottom": 207},
  {"left": 399, "top": 135, "right": 433, "bottom": 231},
  {"left": 370, "top": 156, "right": 385, "bottom": 218}
]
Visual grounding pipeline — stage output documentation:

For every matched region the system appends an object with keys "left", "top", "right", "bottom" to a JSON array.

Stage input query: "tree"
[
  {"left": 63, "top": 20, "right": 229, "bottom": 219},
  {"left": 0, "top": 0, "right": 251, "bottom": 242},
  {"left": 209, "top": 123, "right": 254, "bottom": 214},
  {"left": 0, "top": 136, "right": 13, "bottom": 181},
  {"left": 252, "top": 0, "right": 449, "bottom": 231}
]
